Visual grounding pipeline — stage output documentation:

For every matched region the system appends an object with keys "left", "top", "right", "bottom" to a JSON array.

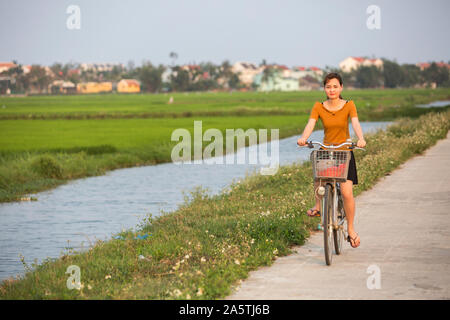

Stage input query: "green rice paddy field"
[
  {"left": 0, "top": 88, "right": 449, "bottom": 202},
  {"left": 0, "top": 89, "right": 447, "bottom": 119}
]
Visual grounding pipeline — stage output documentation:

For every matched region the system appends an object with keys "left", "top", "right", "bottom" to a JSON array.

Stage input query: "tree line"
[
  {"left": 325, "top": 59, "right": 450, "bottom": 89},
  {"left": 1, "top": 57, "right": 449, "bottom": 94}
]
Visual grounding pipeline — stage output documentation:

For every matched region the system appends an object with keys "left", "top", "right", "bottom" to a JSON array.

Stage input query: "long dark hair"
[{"left": 323, "top": 72, "right": 343, "bottom": 99}]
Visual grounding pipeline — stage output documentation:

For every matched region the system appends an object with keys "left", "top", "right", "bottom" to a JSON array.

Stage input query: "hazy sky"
[{"left": 1, "top": 0, "right": 449, "bottom": 68}]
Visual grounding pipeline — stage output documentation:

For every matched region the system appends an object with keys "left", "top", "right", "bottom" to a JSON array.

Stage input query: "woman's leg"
[
  {"left": 340, "top": 179, "right": 360, "bottom": 247},
  {"left": 314, "top": 180, "right": 321, "bottom": 210},
  {"left": 308, "top": 181, "right": 320, "bottom": 214}
]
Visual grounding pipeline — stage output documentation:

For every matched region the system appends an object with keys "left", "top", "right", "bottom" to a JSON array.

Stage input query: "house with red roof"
[
  {"left": 0, "top": 62, "right": 17, "bottom": 74},
  {"left": 436, "top": 62, "right": 450, "bottom": 69},
  {"left": 117, "top": 79, "right": 140, "bottom": 93},
  {"left": 290, "top": 66, "right": 324, "bottom": 81},
  {"left": 416, "top": 61, "right": 450, "bottom": 71},
  {"left": 339, "top": 56, "right": 383, "bottom": 72},
  {"left": 0, "top": 62, "right": 34, "bottom": 75}
]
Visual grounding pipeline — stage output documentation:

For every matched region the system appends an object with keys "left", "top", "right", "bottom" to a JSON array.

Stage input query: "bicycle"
[{"left": 299, "top": 141, "right": 365, "bottom": 266}]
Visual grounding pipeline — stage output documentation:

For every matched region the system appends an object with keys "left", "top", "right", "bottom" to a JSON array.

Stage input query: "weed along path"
[{"left": 226, "top": 131, "right": 450, "bottom": 300}]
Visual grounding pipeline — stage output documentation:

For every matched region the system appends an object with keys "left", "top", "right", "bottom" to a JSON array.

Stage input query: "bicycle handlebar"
[{"left": 299, "top": 140, "right": 366, "bottom": 151}]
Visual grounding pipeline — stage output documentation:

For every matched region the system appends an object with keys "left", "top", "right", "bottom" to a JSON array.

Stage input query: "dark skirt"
[{"left": 347, "top": 150, "right": 358, "bottom": 185}]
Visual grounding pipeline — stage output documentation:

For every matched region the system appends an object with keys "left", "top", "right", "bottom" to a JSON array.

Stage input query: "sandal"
[
  {"left": 306, "top": 208, "right": 321, "bottom": 217},
  {"left": 347, "top": 233, "right": 360, "bottom": 248}
]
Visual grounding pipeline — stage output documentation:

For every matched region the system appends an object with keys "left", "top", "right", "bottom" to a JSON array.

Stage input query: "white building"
[
  {"left": 231, "top": 62, "right": 265, "bottom": 87},
  {"left": 22, "top": 65, "right": 32, "bottom": 74},
  {"left": 80, "top": 63, "right": 124, "bottom": 73},
  {"left": 339, "top": 56, "right": 383, "bottom": 73}
]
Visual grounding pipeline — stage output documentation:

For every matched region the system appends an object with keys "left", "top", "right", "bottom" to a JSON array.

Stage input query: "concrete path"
[{"left": 226, "top": 132, "right": 450, "bottom": 300}]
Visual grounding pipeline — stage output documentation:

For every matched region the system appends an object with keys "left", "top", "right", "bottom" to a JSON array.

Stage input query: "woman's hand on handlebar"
[
  {"left": 356, "top": 138, "right": 366, "bottom": 148},
  {"left": 297, "top": 137, "right": 308, "bottom": 146}
]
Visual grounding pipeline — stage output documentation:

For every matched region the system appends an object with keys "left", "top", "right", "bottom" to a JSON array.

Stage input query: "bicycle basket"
[{"left": 310, "top": 150, "right": 351, "bottom": 180}]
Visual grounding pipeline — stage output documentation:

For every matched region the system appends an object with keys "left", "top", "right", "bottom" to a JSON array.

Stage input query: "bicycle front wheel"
[{"left": 323, "top": 183, "right": 333, "bottom": 266}]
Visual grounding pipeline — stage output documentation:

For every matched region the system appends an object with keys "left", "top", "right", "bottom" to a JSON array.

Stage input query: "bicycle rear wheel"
[
  {"left": 334, "top": 189, "right": 345, "bottom": 255},
  {"left": 323, "top": 183, "right": 333, "bottom": 266}
]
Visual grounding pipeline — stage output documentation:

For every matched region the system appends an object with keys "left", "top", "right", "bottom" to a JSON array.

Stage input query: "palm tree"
[
  {"left": 262, "top": 65, "right": 276, "bottom": 83},
  {"left": 169, "top": 52, "right": 178, "bottom": 67}
]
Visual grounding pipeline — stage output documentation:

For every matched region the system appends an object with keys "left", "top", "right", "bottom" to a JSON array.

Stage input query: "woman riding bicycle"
[{"left": 297, "top": 72, "right": 366, "bottom": 248}]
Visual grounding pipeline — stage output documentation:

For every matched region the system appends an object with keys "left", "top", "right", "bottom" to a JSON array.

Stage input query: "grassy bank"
[
  {"left": 1, "top": 88, "right": 449, "bottom": 202},
  {"left": 1, "top": 109, "right": 449, "bottom": 299}
]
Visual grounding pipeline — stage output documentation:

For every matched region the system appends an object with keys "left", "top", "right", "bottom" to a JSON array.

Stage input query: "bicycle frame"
[{"left": 318, "top": 179, "right": 342, "bottom": 231}]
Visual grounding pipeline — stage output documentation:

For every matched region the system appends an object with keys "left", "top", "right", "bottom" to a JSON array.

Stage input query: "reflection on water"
[
  {"left": 415, "top": 100, "right": 450, "bottom": 108},
  {"left": 0, "top": 121, "right": 391, "bottom": 281}
]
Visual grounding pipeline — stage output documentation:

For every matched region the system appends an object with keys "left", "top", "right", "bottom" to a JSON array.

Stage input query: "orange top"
[{"left": 309, "top": 100, "right": 358, "bottom": 150}]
